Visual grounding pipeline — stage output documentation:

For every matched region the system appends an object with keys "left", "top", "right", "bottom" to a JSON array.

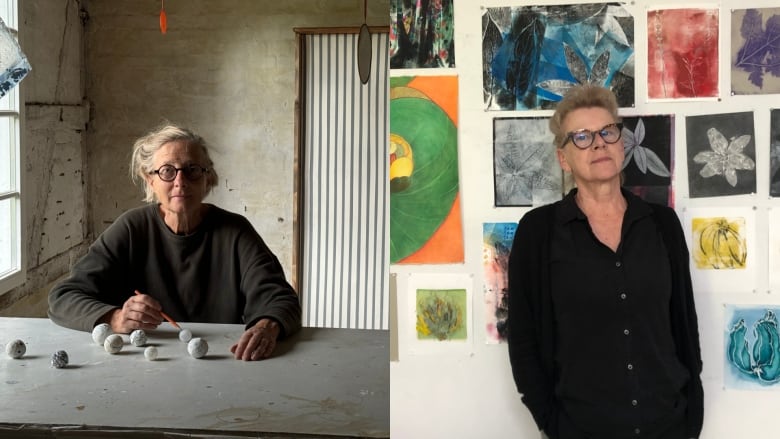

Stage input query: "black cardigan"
[{"left": 507, "top": 196, "right": 703, "bottom": 439}]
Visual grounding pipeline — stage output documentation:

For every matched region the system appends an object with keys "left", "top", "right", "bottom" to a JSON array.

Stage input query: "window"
[{"left": 0, "top": 0, "right": 25, "bottom": 294}]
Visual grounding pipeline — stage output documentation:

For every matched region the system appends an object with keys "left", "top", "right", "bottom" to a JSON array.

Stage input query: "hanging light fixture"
[
  {"left": 357, "top": 0, "right": 371, "bottom": 84},
  {"left": 160, "top": 0, "right": 168, "bottom": 34}
]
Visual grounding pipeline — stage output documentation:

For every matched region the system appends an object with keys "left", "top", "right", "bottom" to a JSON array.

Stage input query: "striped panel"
[{"left": 302, "top": 32, "right": 389, "bottom": 330}]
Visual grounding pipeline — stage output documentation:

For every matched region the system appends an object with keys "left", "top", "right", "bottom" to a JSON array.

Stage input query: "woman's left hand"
[{"left": 230, "top": 318, "right": 281, "bottom": 361}]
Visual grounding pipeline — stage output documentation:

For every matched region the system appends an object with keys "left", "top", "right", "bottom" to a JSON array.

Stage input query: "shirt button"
[
  {"left": 620, "top": 293, "right": 627, "bottom": 300},
  {"left": 624, "top": 329, "right": 630, "bottom": 335},
  {"left": 632, "top": 399, "right": 638, "bottom": 406},
  {"left": 615, "top": 261, "right": 622, "bottom": 267},
  {"left": 627, "top": 363, "right": 634, "bottom": 370}
]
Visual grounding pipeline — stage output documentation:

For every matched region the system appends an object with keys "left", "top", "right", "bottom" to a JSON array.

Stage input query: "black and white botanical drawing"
[
  {"left": 620, "top": 115, "right": 674, "bottom": 206},
  {"left": 770, "top": 109, "right": 780, "bottom": 196}
]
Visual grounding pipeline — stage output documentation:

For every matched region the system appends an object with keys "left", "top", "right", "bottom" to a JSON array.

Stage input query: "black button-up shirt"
[{"left": 549, "top": 190, "right": 689, "bottom": 438}]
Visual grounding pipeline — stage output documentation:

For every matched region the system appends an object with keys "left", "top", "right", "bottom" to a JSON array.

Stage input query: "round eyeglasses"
[
  {"left": 564, "top": 123, "right": 623, "bottom": 149},
  {"left": 150, "top": 164, "right": 209, "bottom": 182}
]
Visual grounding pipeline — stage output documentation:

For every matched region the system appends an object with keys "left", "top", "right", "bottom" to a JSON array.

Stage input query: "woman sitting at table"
[{"left": 48, "top": 123, "right": 301, "bottom": 361}]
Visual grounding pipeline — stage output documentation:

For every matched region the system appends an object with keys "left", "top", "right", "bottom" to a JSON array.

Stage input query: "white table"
[{"left": 0, "top": 318, "right": 389, "bottom": 438}]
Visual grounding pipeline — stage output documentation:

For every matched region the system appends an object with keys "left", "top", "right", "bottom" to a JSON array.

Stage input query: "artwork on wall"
[
  {"left": 482, "top": 3, "right": 634, "bottom": 111},
  {"left": 390, "top": 0, "right": 455, "bottom": 68},
  {"left": 685, "top": 111, "right": 756, "bottom": 198},
  {"left": 725, "top": 305, "right": 780, "bottom": 389},
  {"left": 770, "top": 208, "right": 780, "bottom": 291},
  {"left": 731, "top": 8, "right": 780, "bottom": 95},
  {"left": 620, "top": 115, "right": 674, "bottom": 207},
  {"left": 770, "top": 109, "right": 780, "bottom": 197},
  {"left": 390, "top": 75, "right": 464, "bottom": 264},
  {"left": 647, "top": 7, "right": 719, "bottom": 100},
  {"left": 493, "top": 117, "right": 562, "bottom": 206},
  {"left": 407, "top": 273, "right": 472, "bottom": 355},
  {"left": 482, "top": 222, "right": 517, "bottom": 344},
  {"left": 683, "top": 207, "right": 756, "bottom": 294}
]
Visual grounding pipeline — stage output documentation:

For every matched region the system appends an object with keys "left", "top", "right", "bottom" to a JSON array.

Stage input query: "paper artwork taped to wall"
[
  {"left": 390, "top": 0, "right": 455, "bottom": 68},
  {"left": 415, "top": 288, "right": 467, "bottom": 341},
  {"left": 647, "top": 7, "right": 719, "bottom": 100},
  {"left": 769, "top": 209, "right": 780, "bottom": 291},
  {"left": 482, "top": 223, "right": 516, "bottom": 344},
  {"left": 732, "top": 8, "right": 780, "bottom": 95},
  {"left": 725, "top": 305, "right": 780, "bottom": 389},
  {"left": 0, "top": 17, "right": 31, "bottom": 99},
  {"left": 620, "top": 115, "right": 674, "bottom": 207},
  {"left": 390, "top": 76, "right": 464, "bottom": 264},
  {"left": 685, "top": 112, "right": 756, "bottom": 198},
  {"left": 493, "top": 117, "right": 562, "bottom": 206},
  {"left": 770, "top": 109, "right": 780, "bottom": 197},
  {"left": 691, "top": 217, "right": 747, "bottom": 270},
  {"left": 482, "top": 3, "right": 634, "bottom": 111}
]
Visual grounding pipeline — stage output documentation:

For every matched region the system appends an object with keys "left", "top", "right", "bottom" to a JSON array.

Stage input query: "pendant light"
[{"left": 357, "top": 0, "right": 371, "bottom": 84}]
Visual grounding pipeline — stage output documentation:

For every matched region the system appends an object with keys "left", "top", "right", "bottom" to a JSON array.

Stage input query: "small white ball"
[
  {"left": 187, "top": 337, "right": 208, "bottom": 359},
  {"left": 51, "top": 350, "right": 69, "bottom": 368},
  {"left": 129, "top": 329, "right": 148, "bottom": 347},
  {"left": 143, "top": 346, "right": 158, "bottom": 361},
  {"left": 92, "top": 323, "right": 112, "bottom": 345},
  {"left": 5, "top": 339, "right": 26, "bottom": 359},
  {"left": 178, "top": 328, "right": 193, "bottom": 342},
  {"left": 103, "top": 334, "right": 124, "bottom": 354}
]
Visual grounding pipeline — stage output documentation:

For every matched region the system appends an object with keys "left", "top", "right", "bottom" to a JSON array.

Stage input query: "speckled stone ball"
[
  {"left": 129, "top": 329, "right": 148, "bottom": 347},
  {"left": 178, "top": 328, "right": 193, "bottom": 342},
  {"left": 91, "top": 323, "right": 112, "bottom": 345},
  {"left": 103, "top": 334, "right": 124, "bottom": 354},
  {"left": 51, "top": 350, "right": 69, "bottom": 368},
  {"left": 5, "top": 339, "right": 26, "bottom": 359},
  {"left": 187, "top": 337, "right": 208, "bottom": 359},
  {"left": 143, "top": 346, "right": 158, "bottom": 361}
]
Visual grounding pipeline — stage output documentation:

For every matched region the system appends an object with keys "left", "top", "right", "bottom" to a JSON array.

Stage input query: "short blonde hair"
[
  {"left": 130, "top": 123, "right": 219, "bottom": 202},
  {"left": 549, "top": 85, "right": 620, "bottom": 148}
]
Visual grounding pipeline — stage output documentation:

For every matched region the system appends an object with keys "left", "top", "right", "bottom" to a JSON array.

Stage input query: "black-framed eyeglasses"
[
  {"left": 150, "top": 164, "right": 209, "bottom": 182},
  {"left": 564, "top": 123, "right": 623, "bottom": 149}
]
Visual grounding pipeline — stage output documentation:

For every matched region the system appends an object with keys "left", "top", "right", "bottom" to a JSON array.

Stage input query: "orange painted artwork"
[{"left": 390, "top": 75, "right": 463, "bottom": 264}]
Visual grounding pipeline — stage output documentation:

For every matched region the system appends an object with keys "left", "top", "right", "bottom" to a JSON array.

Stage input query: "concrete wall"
[{"left": 1, "top": 0, "right": 389, "bottom": 316}]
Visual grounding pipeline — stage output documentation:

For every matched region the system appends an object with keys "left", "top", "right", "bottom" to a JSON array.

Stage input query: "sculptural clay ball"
[
  {"left": 51, "top": 350, "right": 69, "bottom": 368},
  {"left": 178, "top": 328, "right": 193, "bottom": 342},
  {"left": 187, "top": 337, "right": 208, "bottom": 359},
  {"left": 143, "top": 346, "right": 158, "bottom": 361},
  {"left": 92, "top": 323, "right": 112, "bottom": 345},
  {"left": 5, "top": 339, "right": 26, "bottom": 359},
  {"left": 129, "top": 329, "right": 148, "bottom": 347},
  {"left": 104, "top": 334, "right": 124, "bottom": 354}
]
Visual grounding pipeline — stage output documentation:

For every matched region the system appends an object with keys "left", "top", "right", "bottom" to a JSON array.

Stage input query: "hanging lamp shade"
[{"left": 357, "top": 0, "right": 371, "bottom": 84}]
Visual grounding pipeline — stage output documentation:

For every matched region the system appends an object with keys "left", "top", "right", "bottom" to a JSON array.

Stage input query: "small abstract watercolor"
[
  {"left": 493, "top": 117, "right": 562, "bottom": 206},
  {"left": 620, "top": 115, "right": 674, "bottom": 207},
  {"left": 482, "top": 222, "right": 517, "bottom": 344},
  {"left": 731, "top": 8, "right": 780, "bottom": 95},
  {"left": 725, "top": 305, "right": 780, "bottom": 389},
  {"left": 415, "top": 288, "right": 467, "bottom": 341},
  {"left": 685, "top": 112, "right": 756, "bottom": 198},
  {"left": 647, "top": 8, "right": 719, "bottom": 100},
  {"left": 390, "top": 0, "right": 455, "bottom": 68},
  {"left": 482, "top": 3, "right": 634, "bottom": 111},
  {"left": 691, "top": 217, "right": 747, "bottom": 270}
]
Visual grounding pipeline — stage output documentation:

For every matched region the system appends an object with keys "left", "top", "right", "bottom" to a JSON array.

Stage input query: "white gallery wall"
[{"left": 391, "top": 0, "right": 780, "bottom": 437}]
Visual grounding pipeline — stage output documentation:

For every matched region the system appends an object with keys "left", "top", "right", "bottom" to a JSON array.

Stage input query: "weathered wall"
[{"left": 1, "top": 0, "right": 389, "bottom": 315}]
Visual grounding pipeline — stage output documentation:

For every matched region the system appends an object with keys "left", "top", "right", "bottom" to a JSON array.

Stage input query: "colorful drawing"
[
  {"left": 732, "top": 8, "right": 780, "bottom": 95},
  {"left": 493, "top": 118, "right": 562, "bottom": 206},
  {"left": 648, "top": 8, "right": 719, "bottom": 99},
  {"left": 726, "top": 305, "right": 780, "bottom": 389},
  {"left": 390, "top": 0, "right": 455, "bottom": 68},
  {"left": 620, "top": 115, "right": 674, "bottom": 206},
  {"left": 482, "top": 223, "right": 517, "bottom": 344},
  {"left": 770, "top": 110, "right": 780, "bottom": 197},
  {"left": 686, "top": 112, "right": 756, "bottom": 197},
  {"left": 390, "top": 76, "right": 463, "bottom": 264},
  {"left": 415, "top": 288, "right": 467, "bottom": 341},
  {"left": 692, "top": 217, "right": 747, "bottom": 269},
  {"left": 482, "top": 3, "right": 634, "bottom": 111}
]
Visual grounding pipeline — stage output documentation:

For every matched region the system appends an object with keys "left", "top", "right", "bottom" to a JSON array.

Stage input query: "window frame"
[{"left": 0, "top": 0, "right": 26, "bottom": 295}]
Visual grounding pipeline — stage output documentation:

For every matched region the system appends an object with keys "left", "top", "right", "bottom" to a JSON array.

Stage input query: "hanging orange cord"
[{"left": 160, "top": 0, "right": 168, "bottom": 34}]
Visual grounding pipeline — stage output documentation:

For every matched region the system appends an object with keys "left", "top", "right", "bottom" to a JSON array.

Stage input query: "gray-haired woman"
[{"left": 49, "top": 123, "right": 301, "bottom": 361}]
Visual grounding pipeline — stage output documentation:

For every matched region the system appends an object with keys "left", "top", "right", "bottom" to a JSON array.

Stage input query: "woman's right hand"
[{"left": 99, "top": 293, "right": 164, "bottom": 333}]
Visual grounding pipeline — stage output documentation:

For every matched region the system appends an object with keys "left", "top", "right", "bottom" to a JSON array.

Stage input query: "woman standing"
[{"left": 507, "top": 85, "right": 703, "bottom": 438}]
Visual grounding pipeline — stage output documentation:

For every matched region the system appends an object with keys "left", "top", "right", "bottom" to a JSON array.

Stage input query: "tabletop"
[{"left": 0, "top": 317, "right": 389, "bottom": 438}]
